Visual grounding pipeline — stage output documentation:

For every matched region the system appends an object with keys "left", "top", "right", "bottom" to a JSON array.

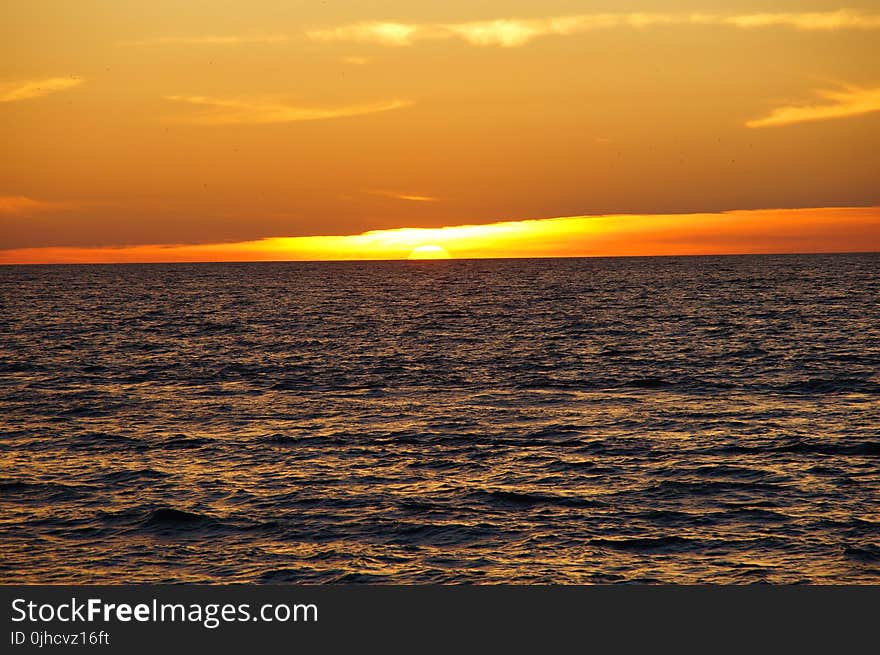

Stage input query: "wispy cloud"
[
  {"left": 747, "top": 84, "right": 880, "bottom": 128},
  {"left": 0, "top": 77, "right": 83, "bottom": 103},
  {"left": 163, "top": 95, "right": 413, "bottom": 125},
  {"left": 367, "top": 189, "right": 437, "bottom": 202},
  {"left": 0, "top": 196, "right": 73, "bottom": 214},
  {"left": 115, "top": 12, "right": 880, "bottom": 51},
  {"left": 308, "top": 10, "right": 880, "bottom": 47},
  {"left": 123, "top": 35, "right": 289, "bottom": 46},
  {"left": 341, "top": 56, "right": 371, "bottom": 66},
  {"left": 722, "top": 11, "right": 880, "bottom": 30},
  {"left": 312, "top": 22, "right": 425, "bottom": 46}
]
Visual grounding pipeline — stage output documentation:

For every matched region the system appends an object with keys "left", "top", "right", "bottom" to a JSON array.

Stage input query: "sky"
[{"left": 2, "top": 1, "right": 879, "bottom": 263}]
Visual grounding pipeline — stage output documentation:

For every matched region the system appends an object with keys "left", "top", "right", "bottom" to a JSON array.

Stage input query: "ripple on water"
[{"left": 1, "top": 255, "right": 878, "bottom": 583}]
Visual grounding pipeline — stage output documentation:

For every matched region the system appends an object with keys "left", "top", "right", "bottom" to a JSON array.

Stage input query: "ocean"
[{"left": 1, "top": 254, "right": 878, "bottom": 583}]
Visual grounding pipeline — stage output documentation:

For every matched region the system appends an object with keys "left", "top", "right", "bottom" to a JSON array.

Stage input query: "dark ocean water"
[{"left": 1, "top": 254, "right": 878, "bottom": 583}]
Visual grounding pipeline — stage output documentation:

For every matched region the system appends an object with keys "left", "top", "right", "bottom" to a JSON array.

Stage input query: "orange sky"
[{"left": 2, "top": 1, "right": 879, "bottom": 263}]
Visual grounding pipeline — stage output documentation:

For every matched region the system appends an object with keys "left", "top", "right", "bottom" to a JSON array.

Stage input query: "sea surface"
[{"left": 1, "top": 254, "right": 878, "bottom": 583}]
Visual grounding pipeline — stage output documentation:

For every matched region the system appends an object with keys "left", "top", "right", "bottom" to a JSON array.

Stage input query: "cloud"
[
  {"left": 367, "top": 189, "right": 437, "bottom": 202},
  {"left": 0, "top": 77, "right": 83, "bottom": 103},
  {"left": 163, "top": 95, "right": 413, "bottom": 125},
  {"left": 747, "top": 85, "right": 880, "bottom": 128},
  {"left": 307, "top": 10, "right": 880, "bottom": 47},
  {"left": 112, "top": 12, "right": 880, "bottom": 51},
  {"left": 313, "top": 22, "right": 423, "bottom": 46},
  {"left": 0, "top": 196, "right": 72, "bottom": 215},
  {"left": 4, "top": 207, "right": 878, "bottom": 264},
  {"left": 723, "top": 11, "right": 880, "bottom": 30},
  {"left": 123, "top": 35, "right": 289, "bottom": 46},
  {"left": 341, "top": 56, "right": 371, "bottom": 66}
]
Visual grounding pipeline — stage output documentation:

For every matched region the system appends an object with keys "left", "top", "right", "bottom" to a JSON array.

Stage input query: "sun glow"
[
  {"left": 2, "top": 207, "right": 878, "bottom": 265},
  {"left": 408, "top": 244, "right": 452, "bottom": 259}
]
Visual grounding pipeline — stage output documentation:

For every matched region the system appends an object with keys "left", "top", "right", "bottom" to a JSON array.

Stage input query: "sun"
[{"left": 407, "top": 244, "right": 452, "bottom": 260}]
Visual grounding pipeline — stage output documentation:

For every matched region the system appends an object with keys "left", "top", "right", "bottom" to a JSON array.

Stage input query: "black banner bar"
[{"left": 2, "top": 585, "right": 876, "bottom": 653}]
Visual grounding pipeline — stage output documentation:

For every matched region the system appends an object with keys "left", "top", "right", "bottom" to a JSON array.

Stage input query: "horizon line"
[{"left": 3, "top": 249, "right": 878, "bottom": 267}]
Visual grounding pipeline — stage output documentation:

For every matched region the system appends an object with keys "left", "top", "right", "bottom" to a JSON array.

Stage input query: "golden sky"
[{"left": 2, "top": 1, "right": 879, "bottom": 263}]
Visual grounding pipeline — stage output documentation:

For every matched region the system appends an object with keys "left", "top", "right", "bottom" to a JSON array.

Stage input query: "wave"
[
  {"left": 625, "top": 377, "right": 673, "bottom": 389},
  {"left": 701, "top": 440, "right": 880, "bottom": 457},
  {"left": 634, "top": 479, "right": 783, "bottom": 499},
  {"left": 775, "top": 378, "right": 880, "bottom": 394},
  {"left": 142, "top": 507, "right": 215, "bottom": 528},
  {"left": 591, "top": 535, "right": 697, "bottom": 553},
  {"left": 468, "top": 489, "right": 601, "bottom": 509},
  {"left": 157, "top": 434, "right": 216, "bottom": 449},
  {"left": 843, "top": 544, "right": 880, "bottom": 563},
  {"left": 100, "top": 469, "right": 168, "bottom": 485},
  {"left": 0, "top": 480, "right": 90, "bottom": 502}
]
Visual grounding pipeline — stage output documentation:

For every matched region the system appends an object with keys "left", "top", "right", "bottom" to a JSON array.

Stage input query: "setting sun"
[{"left": 408, "top": 244, "right": 452, "bottom": 260}]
